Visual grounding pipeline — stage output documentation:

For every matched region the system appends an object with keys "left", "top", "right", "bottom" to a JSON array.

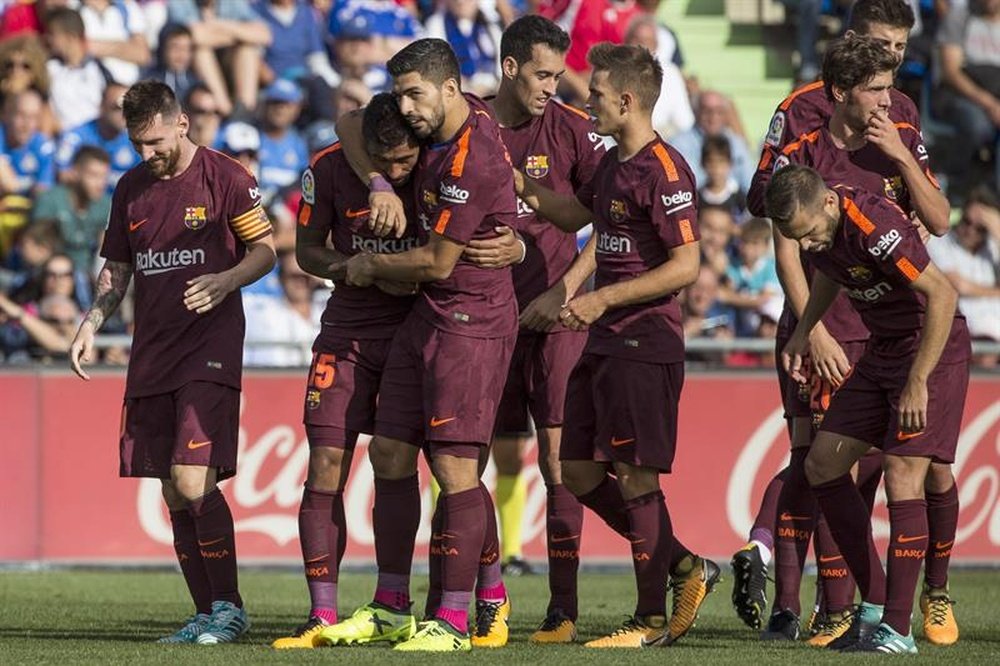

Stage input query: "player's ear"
[
  {"left": 176, "top": 112, "right": 190, "bottom": 137},
  {"left": 620, "top": 91, "right": 634, "bottom": 115},
  {"left": 831, "top": 84, "right": 847, "bottom": 104},
  {"left": 502, "top": 56, "right": 519, "bottom": 81}
]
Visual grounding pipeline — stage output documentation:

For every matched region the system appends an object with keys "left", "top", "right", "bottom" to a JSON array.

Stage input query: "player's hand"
[
  {"left": 866, "top": 109, "right": 907, "bottom": 163},
  {"left": 559, "top": 291, "right": 607, "bottom": 331},
  {"left": 512, "top": 168, "right": 525, "bottom": 195},
  {"left": 374, "top": 279, "right": 419, "bottom": 296},
  {"left": 520, "top": 282, "right": 568, "bottom": 332},
  {"left": 782, "top": 329, "right": 811, "bottom": 384},
  {"left": 345, "top": 253, "right": 376, "bottom": 287},
  {"left": 69, "top": 320, "right": 96, "bottom": 380},
  {"left": 807, "top": 326, "right": 851, "bottom": 387},
  {"left": 184, "top": 273, "right": 236, "bottom": 314},
  {"left": 463, "top": 226, "right": 524, "bottom": 268},
  {"left": 898, "top": 377, "right": 929, "bottom": 435},
  {"left": 368, "top": 190, "right": 407, "bottom": 238}
]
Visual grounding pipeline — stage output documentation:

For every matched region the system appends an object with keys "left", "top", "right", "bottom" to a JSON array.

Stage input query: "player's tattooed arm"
[{"left": 70, "top": 260, "right": 132, "bottom": 380}]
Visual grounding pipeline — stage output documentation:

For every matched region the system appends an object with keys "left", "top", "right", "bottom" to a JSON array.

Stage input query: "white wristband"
[{"left": 515, "top": 238, "right": 527, "bottom": 264}]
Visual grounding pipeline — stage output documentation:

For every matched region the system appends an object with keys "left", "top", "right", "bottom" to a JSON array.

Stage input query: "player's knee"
[
  {"left": 924, "top": 462, "right": 955, "bottom": 494},
  {"left": 804, "top": 450, "right": 828, "bottom": 487},
  {"left": 431, "top": 454, "right": 478, "bottom": 494},
  {"left": 160, "top": 480, "right": 187, "bottom": 511},
  {"left": 307, "top": 448, "right": 346, "bottom": 492},
  {"left": 491, "top": 436, "right": 524, "bottom": 474},
  {"left": 170, "top": 467, "right": 216, "bottom": 502},
  {"left": 369, "top": 437, "right": 417, "bottom": 479},
  {"left": 613, "top": 463, "right": 659, "bottom": 499},
  {"left": 883, "top": 455, "right": 929, "bottom": 501}
]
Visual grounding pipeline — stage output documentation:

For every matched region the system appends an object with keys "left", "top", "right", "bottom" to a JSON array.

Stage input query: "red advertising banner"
[{"left": 1, "top": 370, "right": 998, "bottom": 563}]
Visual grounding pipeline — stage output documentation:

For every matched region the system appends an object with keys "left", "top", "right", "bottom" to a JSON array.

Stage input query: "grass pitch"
[{"left": 1, "top": 569, "right": 998, "bottom": 664}]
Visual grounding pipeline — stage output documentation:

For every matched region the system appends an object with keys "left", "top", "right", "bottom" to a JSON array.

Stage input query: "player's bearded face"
[
  {"left": 508, "top": 45, "right": 566, "bottom": 116},
  {"left": 372, "top": 142, "right": 420, "bottom": 186},
  {"left": 130, "top": 112, "right": 185, "bottom": 178},
  {"left": 394, "top": 73, "right": 446, "bottom": 139}
]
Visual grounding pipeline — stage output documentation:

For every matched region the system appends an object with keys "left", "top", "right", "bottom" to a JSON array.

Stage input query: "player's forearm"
[
  {"left": 896, "top": 156, "right": 950, "bottom": 236},
  {"left": 795, "top": 270, "right": 840, "bottom": 337},
  {"left": 908, "top": 273, "right": 959, "bottom": 384},
  {"left": 595, "top": 242, "right": 700, "bottom": 311},
  {"left": 83, "top": 260, "right": 133, "bottom": 331},
  {"left": 560, "top": 234, "right": 596, "bottom": 297},
  {"left": 20, "top": 313, "right": 72, "bottom": 353},
  {"left": 297, "top": 243, "right": 349, "bottom": 281},
  {"left": 773, "top": 227, "right": 813, "bottom": 319},
  {"left": 88, "top": 36, "right": 150, "bottom": 66},
  {"left": 335, "top": 110, "right": 382, "bottom": 186},
  {"left": 370, "top": 245, "right": 456, "bottom": 283},
  {"left": 224, "top": 238, "right": 277, "bottom": 290},
  {"left": 520, "top": 179, "right": 592, "bottom": 232}
]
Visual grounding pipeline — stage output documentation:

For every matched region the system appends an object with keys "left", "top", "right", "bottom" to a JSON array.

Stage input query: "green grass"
[{"left": 1, "top": 569, "right": 998, "bottom": 664}]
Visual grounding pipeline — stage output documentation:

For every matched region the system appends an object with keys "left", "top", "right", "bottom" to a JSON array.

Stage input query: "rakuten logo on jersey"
[
  {"left": 351, "top": 235, "right": 418, "bottom": 254},
  {"left": 596, "top": 231, "right": 632, "bottom": 254},
  {"left": 136, "top": 247, "right": 206, "bottom": 276},
  {"left": 661, "top": 190, "right": 694, "bottom": 215},
  {"left": 846, "top": 281, "right": 893, "bottom": 302},
  {"left": 439, "top": 182, "right": 470, "bottom": 204},
  {"left": 868, "top": 229, "right": 902, "bottom": 260}
]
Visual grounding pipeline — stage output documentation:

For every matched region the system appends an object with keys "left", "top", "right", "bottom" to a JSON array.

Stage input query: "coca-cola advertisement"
[{"left": 1, "top": 371, "right": 998, "bottom": 562}]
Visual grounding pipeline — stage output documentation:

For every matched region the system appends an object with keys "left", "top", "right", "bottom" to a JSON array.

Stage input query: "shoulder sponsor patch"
[
  {"left": 301, "top": 168, "right": 315, "bottom": 205},
  {"left": 772, "top": 154, "right": 790, "bottom": 173},
  {"left": 765, "top": 111, "right": 786, "bottom": 148},
  {"left": 868, "top": 228, "right": 902, "bottom": 260}
]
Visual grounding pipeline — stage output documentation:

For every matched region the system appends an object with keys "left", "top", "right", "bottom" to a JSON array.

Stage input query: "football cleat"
[
  {"left": 731, "top": 543, "right": 769, "bottom": 629},
  {"left": 196, "top": 601, "right": 250, "bottom": 644},
  {"left": 659, "top": 556, "right": 720, "bottom": 645},
  {"left": 271, "top": 616, "right": 329, "bottom": 649},
  {"left": 586, "top": 614, "right": 666, "bottom": 648},
  {"left": 318, "top": 602, "right": 416, "bottom": 645},
  {"left": 826, "top": 601, "right": 883, "bottom": 651},
  {"left": 530, "top": 609, "right": 577, "bottom": 644},
  {"left": 501, "top": 557, "right": 535, "bottom": 576},
  {"left": 920, "top": 586, "right": 959, "bottom": 646},
  {"left": 760, "top": 609, "right": 800, "bottom": 641},
  {"left": 392, "top": 619, "right": 471, "bottom": 652},
  {"left": 157, "top": 613, "right": 211, "bottom": 643},
  {"left": 471, "top": 597, "right": 510, "bottom": 647},
  {"left": 843, "top": 622, "right": 918, "bottom": 654},
  {"left": 806, "top": 609, "right": 853, "bottom": 647}
]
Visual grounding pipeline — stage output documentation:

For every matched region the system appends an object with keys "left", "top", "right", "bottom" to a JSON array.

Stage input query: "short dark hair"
[
  {"left": 587, "top": 42, "right": 662, "bottom": 111},
  {"left": 123, "top": 80, "right": 181, "bottom": 132},
  {"left": 741, "top": 217, "right": 773, "bottom": 243},
  {"left": 183, "top": 82, "right": 213, "bottom": 108},
  {"left": 964, "top": 183, "right": 1000, "bottom": 211},
  {"left": 44, "top": 7, "right": 85, "bottom": 38},
  {"left": 765, "top": 164, "right": 828, "bottom": 228},
  {"left": 848, "top": 0, "right": 915, "bottom": 33},
  {"left": 20, "top": 218, "right": 63, "bottom": 252},
  {"left": 822, "top": 35, "right": 900, "bottom": 102},
  {"left": 500, "top": 15, "right": 570, "bottom": 65},
  {"left": 701, "top": 135, "right": 732, "bottom": 165},
  {"left": 363, "top": 92, "right": 418, "bottom": 154},
  {"left": 387, "top": 38, "right": 461, "bottom": 87},
  {"left": 72, "top": 144, "right": 111, "bottom": 167}
]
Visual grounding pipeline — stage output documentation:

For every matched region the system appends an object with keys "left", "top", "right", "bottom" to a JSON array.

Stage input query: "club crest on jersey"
[
  {"left": 847, "top": 265, "right": 873, "bottom": 282},
  {"left": 883, "top": 176, "right": 904, "bottom": 201},
  {"left": 609, "top": 199, "right": 629, "bottom": 223},
  {"left": 525, "top": 154, "right": 550, "bottom": 179},
  {"left": 422, "top": 189, "right": 439, "bottom": 207},
  {"left": 301, "top": 168, "right": 315, "bottom": 205},
  {"left": 184, "top": 206, "right": 207, "bottom": 230},
  {"left": 306, "top": 389, "right": 321, "bottom": 410}
]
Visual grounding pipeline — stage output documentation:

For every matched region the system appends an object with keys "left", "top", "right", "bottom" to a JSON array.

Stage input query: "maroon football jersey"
[
  {"left": 496, "top": 100, "right": 606, "bottom": 309},
  {"left": 411, "top": 104, "right": 520, "bottom": 338},
  {"left": 806, "top": 189, "right": 970, "bottom": 364},
  {"left": 101, "top": 147, "right": 271, "bottom": 398},
  {"left": 297, "top": 142, "right": 418, "bottom": 338},
  {"left": 575, "top": 137, "right": 700, "bottom": 363},
  {"left": 748, "top": 82, "right": 921, "bottom": 216}
]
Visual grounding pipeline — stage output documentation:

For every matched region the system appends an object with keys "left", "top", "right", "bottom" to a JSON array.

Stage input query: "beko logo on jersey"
[
  {"left": 868, "top": 229, "right": 902, "bottom": 260},
  {"left": 847, "top": 281, "right": 893, "bottom": 302},
  {"left": 439, "top": 182, "right": 470, "bottom": 204},
  {"left": 661, "top": 190, "right": 694, "bottom": 214},
  {"left": 596, "top": 231, "right": 632, "bottom": 254},
  {"left": 351, "top": 235, "right": 418, "bottom": 254},
  {"left": 136, "top": 247, "right": 206, "bottom": 275}
]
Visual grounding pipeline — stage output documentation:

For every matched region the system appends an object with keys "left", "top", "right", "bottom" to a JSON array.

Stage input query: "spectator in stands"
[
  {"left": 243, "top": 250, "right": 321, "bottom": 366},
  {"left": 0, "top": 35, "right": 56, "bottom": 135},
  {"left": 0, "top": 0, "right": 67, "bottom": 39},
  {"left": 33, "top": 145, "right": 112, "bottom": 285},
  {"left": 327, "top": 0, "right": 424, "bottom": 65},
  {"left": 936, "top": 0, "right": 1000, "bottom": 194},
  {"left": 55, "top": 82, "right": 138, "bottom": 191},
  {"left": 183, "top": 83, "right": 223, "bottom": 149},
  {"left": 681, "top": 264, "right": 734, "bottom": 340},
  {"left": 258, "top": 79, "right": 308, "bottom": 202},
  {"left": 0, "top": 88, "right": 55, "bottom": 197},
  {"left": 0, "top": 289, "right": 79, "bottom": 362},
  {"left": 717, "top": 217, "right": 783, "bottom": 338},
  {"left": 221, "top": 120, "right": 261, "bottom": 175},
  {"left": 79, "top": 0, "right": 151, "bottom": 86},
  {"left": 332, "top": 78, "right": 373, "bottom": 122},
  {"left": 698, "top": 204, "right": 737, "bottom": 277},
  {"left": 167, "top": 0, "right": 272, "bottom": 116},
  {"left": 928, "top": 185, "right": 1000, "bottom": 366},
  {"left": 143, "top": 23, "right": 200, "bottom": 101},
  {"left": 624, "top": 13, "right": 694, "bottom": 138},
  {"left": 699, "top": 135, "right": 747, "bottom": 222},
  {"left": 0, "top": 218, "right": 61, "bottom": 299},
  {"left": 425, "top": 0, "right": 503, "bottom": 95},
  {"left": 329, "top": 12, "right": 392, "bottom": 93},
  {"left": 44, "top": 7, "right": 108, "bottom": 132},
  {"left": 671, "top": 90, "right": 754, "bottom": 191}
]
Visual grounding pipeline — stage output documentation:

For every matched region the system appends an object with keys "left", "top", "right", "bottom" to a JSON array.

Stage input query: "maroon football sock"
[
  {"left": 857, "top": 453, "right": 883, "bottom": 514},
  {"left": 925, "top": 483, "right": 958, "bottom": 590},
  {"left": 372, "top": 475, "right": 419, "bottom": 610},
  {"left": 811, "top": 474, "right": 886, "bottom": 605},
  {"left": 188, "top": 488, "right": 242, "bottom": 607},
  {"left": 169, "top": 508, "right": 213, "bottom": 615},
  {"left": 424, "top": 496, "right": 444, "bottom": 618},
  {"left": 625, "top": 490, "right": 672, "bottom": 618},
  {"left": 576, "top": 474, "right": 629, "bottom": 536},
  {"left": 815, "top": 512, "right": 856, "bottom": 613},
  {"left": 298, "top": 487, "right": 340, "bottom": 618},
  {"left": 476, "top": 482, "right": 504, "bottom": 598},
  {"left": 435, "top": 488, "right": 486, "bottom": 633},
  {"left": 546, "top": 484, "right": 583, "bottom": 619},
  {"left": 749, "top": 466, "right": 787, "bottom": 552},
  {"left": 883, "top": 500, "right": 928, "bottom": 635},
  {"left": 774, "top": 449, "right": 815, "bottom": 615}
]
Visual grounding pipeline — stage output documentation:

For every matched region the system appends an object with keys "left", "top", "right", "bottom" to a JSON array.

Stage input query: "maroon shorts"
[
  {"left": 302, "top": 335, "right": 394, "bottom": 449},
  {"left": 774, "top": 328, "right": 867, "bottom": 423},
  {"left": 120, "top": 381, "right": 240, "bottom": 479},
  {"left": 820, "top": 356, "right": 969, "bottom": 463},
  {"left": 374, "top": 314, "right": 516, "bottom": 453},
  {"left": 494, "top": 330, "right": 587, "bottom": 435},
  {"left": 560, "top": 354, "right": 684, "bottom": 472}
]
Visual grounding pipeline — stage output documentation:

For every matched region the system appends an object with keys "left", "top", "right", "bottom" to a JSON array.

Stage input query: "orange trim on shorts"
[
  {"left": 309, "top": 141, "right": 341, "bottom": 167},
  {"left": 555, "top": 100, "right": 590, "bottom": 120},
  {"left": 895, "top": 256, "right": 921, "bottom": 281},
  {"left": 434, "top": 209, "right": 452, "bottom": 235},
  {"left": 779, "top": 80, "right": 825, "bottom": 111},
  {"left": 679, "top": 218, "right": 695, "bottom": 243},
  {"left": 651, "top": 143, "right": 679, "bottom": 182},
  {"left": 298, "top": 202, "right": 312, "bottom": 226},
  {"left": 842, "top": 197, "right": 876, "bottom": 236},
  {"left": 782, "top": 129, "right": 821, "bottom": 157},
  {"left": 451, "top": 127, "right": 472, "bottom": 178}
]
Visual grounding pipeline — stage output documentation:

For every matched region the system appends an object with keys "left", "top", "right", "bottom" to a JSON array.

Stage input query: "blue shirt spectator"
[
  {"left": 254, "top": 0, "right": 326, "bottom": 80},
  {"left": 54, "top": 83, "right": 139, "bottom": 191},
  {"left": 0, "top": 90, "right": 55, "bottom": 196},
  {"left": 168, "top": 0, "right": 261, "bottom": 24},
  {"left": 258, "top": 79, "right": 309, "bottom": 198},
  {"left": 327, "top": 0, "right": 422, "bottom": 41}
]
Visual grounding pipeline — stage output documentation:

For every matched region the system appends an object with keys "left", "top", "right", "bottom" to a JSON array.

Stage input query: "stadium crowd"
[{"left": 0, "top": 0, "right": 996, "bottom": 368}]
